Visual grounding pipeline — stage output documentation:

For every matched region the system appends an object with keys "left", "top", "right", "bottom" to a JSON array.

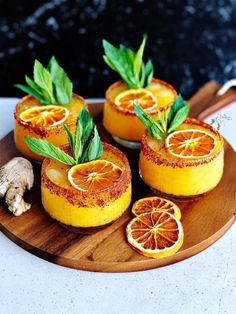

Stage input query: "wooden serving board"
[{"left": 0, "top": 82, "right": 236, "bottom": 272}]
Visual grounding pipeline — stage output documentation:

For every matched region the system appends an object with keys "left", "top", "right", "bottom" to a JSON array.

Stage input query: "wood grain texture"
[{"left": 0, "top": 83, "right": 236, "bottom": 272}]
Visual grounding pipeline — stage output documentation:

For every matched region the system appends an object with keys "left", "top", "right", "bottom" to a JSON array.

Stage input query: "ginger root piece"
[{"left": 0, "top": 157, "right": 34, "bottom": 216}]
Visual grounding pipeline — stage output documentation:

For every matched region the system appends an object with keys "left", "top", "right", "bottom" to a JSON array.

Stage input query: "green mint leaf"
[
  {"left": 159, "top": 110, "right": 167, "bottom": 133},
  {"left": 25, "top": 137, "right": 76, "bottom": 165},
  {"left": 25, "top": 109, "right": 103, "bottom": 166},
  {"left": 76, "top": 108, "right": 103, "bottom": 163},
  {"left": 33, "top": 60, "right": 55, "bottom": 104},
  {"left": 134, "top": 103, "right": 163, "bottom": 140},
  {"left": 14, "top": 84, "right": 51, "bottom": 105},
  {"left": 119, "top": 45, "right": 135, "bottom": 60},
  {"left": 15, "top": 57, "right": 73, "bottom": 106},
  {"left": 103, "top": 36, "right": 154, "bottom": 89},
  {"left": 139, "top": 64, "right": 146, "bottom": 88},
  {"left": 103, "top": 40, "right": 136, "bottom": 88},
  {"left": 73, "top": 120, "right": 83, "bottom": 163},
  {"left": 80, "top": 127, "right": 103, "bottom": 163},
  {"left": 133, "top": 35, "right": 147, "bottom": 83},
  {"left": 144, "top": 60, "right": 154, "bottom": 87},
  {"left": 48, "top": 56, "right": 72, "bottom": 105},
  {"left": 25, "top": 75, "right": 42, "bottom": 95},
  {"left": 168, "top": 104, "right": 190, "bottom": 133},
  {"left": 77, "top": 108, "right": 94, "bottom": 145},
  {"left": 167, "top": 95, "right": 185, "bottom": 125},
  {"left": 103, "top": 55, "right": 117, "bottom": 71},
  {"left": 63, "top": 124, "right": 75, "bottom": 155},
  {"left": 65, "top": 108, "right": 104, "bottom": 164},
  {"left": 134, "top": 94, "right": 190, "bottom": 139}
]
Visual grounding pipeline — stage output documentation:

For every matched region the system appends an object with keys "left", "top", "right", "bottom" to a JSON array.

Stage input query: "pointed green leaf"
[
  {"left": 14, "top": 84, "right": 50, "bottom": 105},
  {"left": 103, "top": 55, "right": 117, "bottom": 71},
  {"left": 73, "top": 120, "right": 83, "bottom": 163},
  {"left": 80, "top": 127, "right": 103, "bottom": 163},
  {"left": 25, "top": 75, "right": 42, "bottom": 95},
  {"left": 103, "top": 36, "right": 154, "bottom": 89},
  {"left": 63, "top": 124, "right": 75, "bottom": 155},
  {"left": 33, "top": 59, "right": 55, "bottom": 104},
  {"left": 139, "top": 64, "right": 146, "bottom": 88},
  {"left": 168, "top": 104, "right": 190, "bottom": 133},
  {"left": 144, "top": 60, "right": 154, "bottom": 87},
  {"left": 119, "top": 45, "right": 135, "bottom": 62},
  {"left": 48, "top": 56, "right": 72, "bottom": 105},
  {"left": 167, "top": 95, "right": 185, "bottom": 125},
  {"left": 158, "top": 111, "right": 167, "bottom": 133},
  {"left": 134, "top": 103, "right": 163, "bottom": 139},
  {"left": 103, "top": 39, "right": 140, "bottom": 88},
  {"left": 133, "top": 35, "right": 147, "bottom": 83},
  {"left": 78, "top": 108, "right": 94, "bottom": 145},
  {"left": 25, "top": 137, "right": 76, "bottom": 165},
  {"left": 103, "top": 40, "right": 135, "bottom": 87}
]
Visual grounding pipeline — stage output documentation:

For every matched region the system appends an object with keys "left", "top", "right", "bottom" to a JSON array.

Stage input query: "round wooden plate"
[{"left": 0, "top": 87, "right": 236, "bottom": 272}]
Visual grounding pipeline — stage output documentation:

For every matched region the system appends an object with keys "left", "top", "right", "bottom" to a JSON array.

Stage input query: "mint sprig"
[
  {"left": 103, "top": 35, "right": 154, "bottom": 89},
  {"left": 25, "top": 108, "right": 103, "bottom": 165},
  {"left": 134, "top": 95, "right": 190, "bottom": 140},
  {"left": 15, "top": 56, "right": 72, "bottom": 106},
  {"left": 25, "top": 137, "right": 76, "bottom": 165}
]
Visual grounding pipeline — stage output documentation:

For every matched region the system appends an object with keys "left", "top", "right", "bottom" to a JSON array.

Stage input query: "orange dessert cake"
[
  {"left": 102, "top": 36, "right": 176, "bottom": 148},
  {"left": 134, "top": 96, "right": 224, "bottom": 199},
  {"left": 14, "top": 57, "right": 85, "bottom": 161},
  {"left": 26, "top": 108, "right": 131, "bottom": 231}
]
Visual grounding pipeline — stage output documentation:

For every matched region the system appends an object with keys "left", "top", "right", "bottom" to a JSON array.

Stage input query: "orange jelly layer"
[
  {"left": 103, "top": 78, "right": 177, "bottom": 142},
  {"left": 14, "top": 93, "right": 85, "bottom": 161},
  {"left": 139, "top": 118, "right": 224, "bottom": 197},
  {"left": 41, "top": 143, "right": 132, "bottom": 228}
]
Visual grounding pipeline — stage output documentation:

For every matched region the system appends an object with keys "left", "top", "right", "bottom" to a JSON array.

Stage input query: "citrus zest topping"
[
  {"left": 165, "top": 129, "right": 217, "bottom": 159},
  {"left": 132, "top": 197, "right": 181, "bottom": 220},
  {"left": 126, "top": 211, "right": 184, "bottom": 258},
  {"left": 20, "top": 105, "right": 69, "bottom": 127},
  {"left": 114, "top": 89, "right": 157, "bottom": 113},
  {"left": 68, "top": 160, "right": 123, "bottom": 192}
]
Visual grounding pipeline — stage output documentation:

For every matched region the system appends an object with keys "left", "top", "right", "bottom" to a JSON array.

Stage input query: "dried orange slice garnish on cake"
[
  {"left": 165, "top": 129, "right": 216, "bottom": 159},
  {"left": 20, "top": 105, "right": 69, "bottom": 127},
  {"left": 132, "top": 197, "right": 181, "bottom": 220},
  {"left": 114, "top": 89, "right": 157, "bottom": 113},
  {"left": 68, "top": 160, "right": 123, "bottom": 192},
  {"left": 126, "top": 211, "right": 184, "bottom": 258}
]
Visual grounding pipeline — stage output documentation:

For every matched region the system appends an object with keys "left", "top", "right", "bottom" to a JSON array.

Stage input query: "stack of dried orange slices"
[{"left": 126, "top": 197, "right": 184, "bottom": 258}]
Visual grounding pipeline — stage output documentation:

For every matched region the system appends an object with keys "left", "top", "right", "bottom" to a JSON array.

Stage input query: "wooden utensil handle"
[{"left": 189, "top": 81, "right": 236, "bottom": 118}]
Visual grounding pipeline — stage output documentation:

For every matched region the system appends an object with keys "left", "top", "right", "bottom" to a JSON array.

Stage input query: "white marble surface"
[{"left": 0, "top": 98, "right": 235, "bottom": 314}]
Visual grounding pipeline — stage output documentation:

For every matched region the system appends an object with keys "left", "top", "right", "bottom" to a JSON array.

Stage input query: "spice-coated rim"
[
  {"left": 105, "top": 78, "right": 177, "bottom": 116},
  {"left": 14, "top": 93, "right": 86, "bottom": 132},
  {"left": 42, "top": 142, "right": 131, "bottom": 205},
  {"left": 141, "top": 117, "right": 224, "bottom": 168}
]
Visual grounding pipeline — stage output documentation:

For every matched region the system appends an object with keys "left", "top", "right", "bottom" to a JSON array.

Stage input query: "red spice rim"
[
  {"left": 42, "top": 142, "right": 131, "bottom": 199},
  {"left": 141, "top": 117, "right": 224, "bottom": 168},
  {"left": 199, "top": 94, "right": 236, "bottom": 120},
  {"left": 14, "top": 93, "right": 87, "bottom": 130},
  {"left": 105, "top": 78, "right": 177, "bottom": 116}
]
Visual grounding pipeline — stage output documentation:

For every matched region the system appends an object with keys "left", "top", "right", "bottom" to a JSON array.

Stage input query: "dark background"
[{"left": 1, "top": 0, "right": 236, "bottom": 99}]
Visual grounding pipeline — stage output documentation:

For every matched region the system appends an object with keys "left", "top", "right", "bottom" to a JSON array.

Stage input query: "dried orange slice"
[
  {"left": 114, "top": 89, "right": 157, "bottom": 113},
  {"left": 20, "top": 105, "right": 69, "bottom": 127},
  {"left": 132, "top": 196, "right": 181, "bottom": 220},
  {"left": 126, "top": 211, "right": 184, "bottom": 258},
  {"left": 68, "top": 160, "right": 123, "bottom": 192},
  {"left": 165, "top": 129, "right": 216, "bottom": 159}
]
